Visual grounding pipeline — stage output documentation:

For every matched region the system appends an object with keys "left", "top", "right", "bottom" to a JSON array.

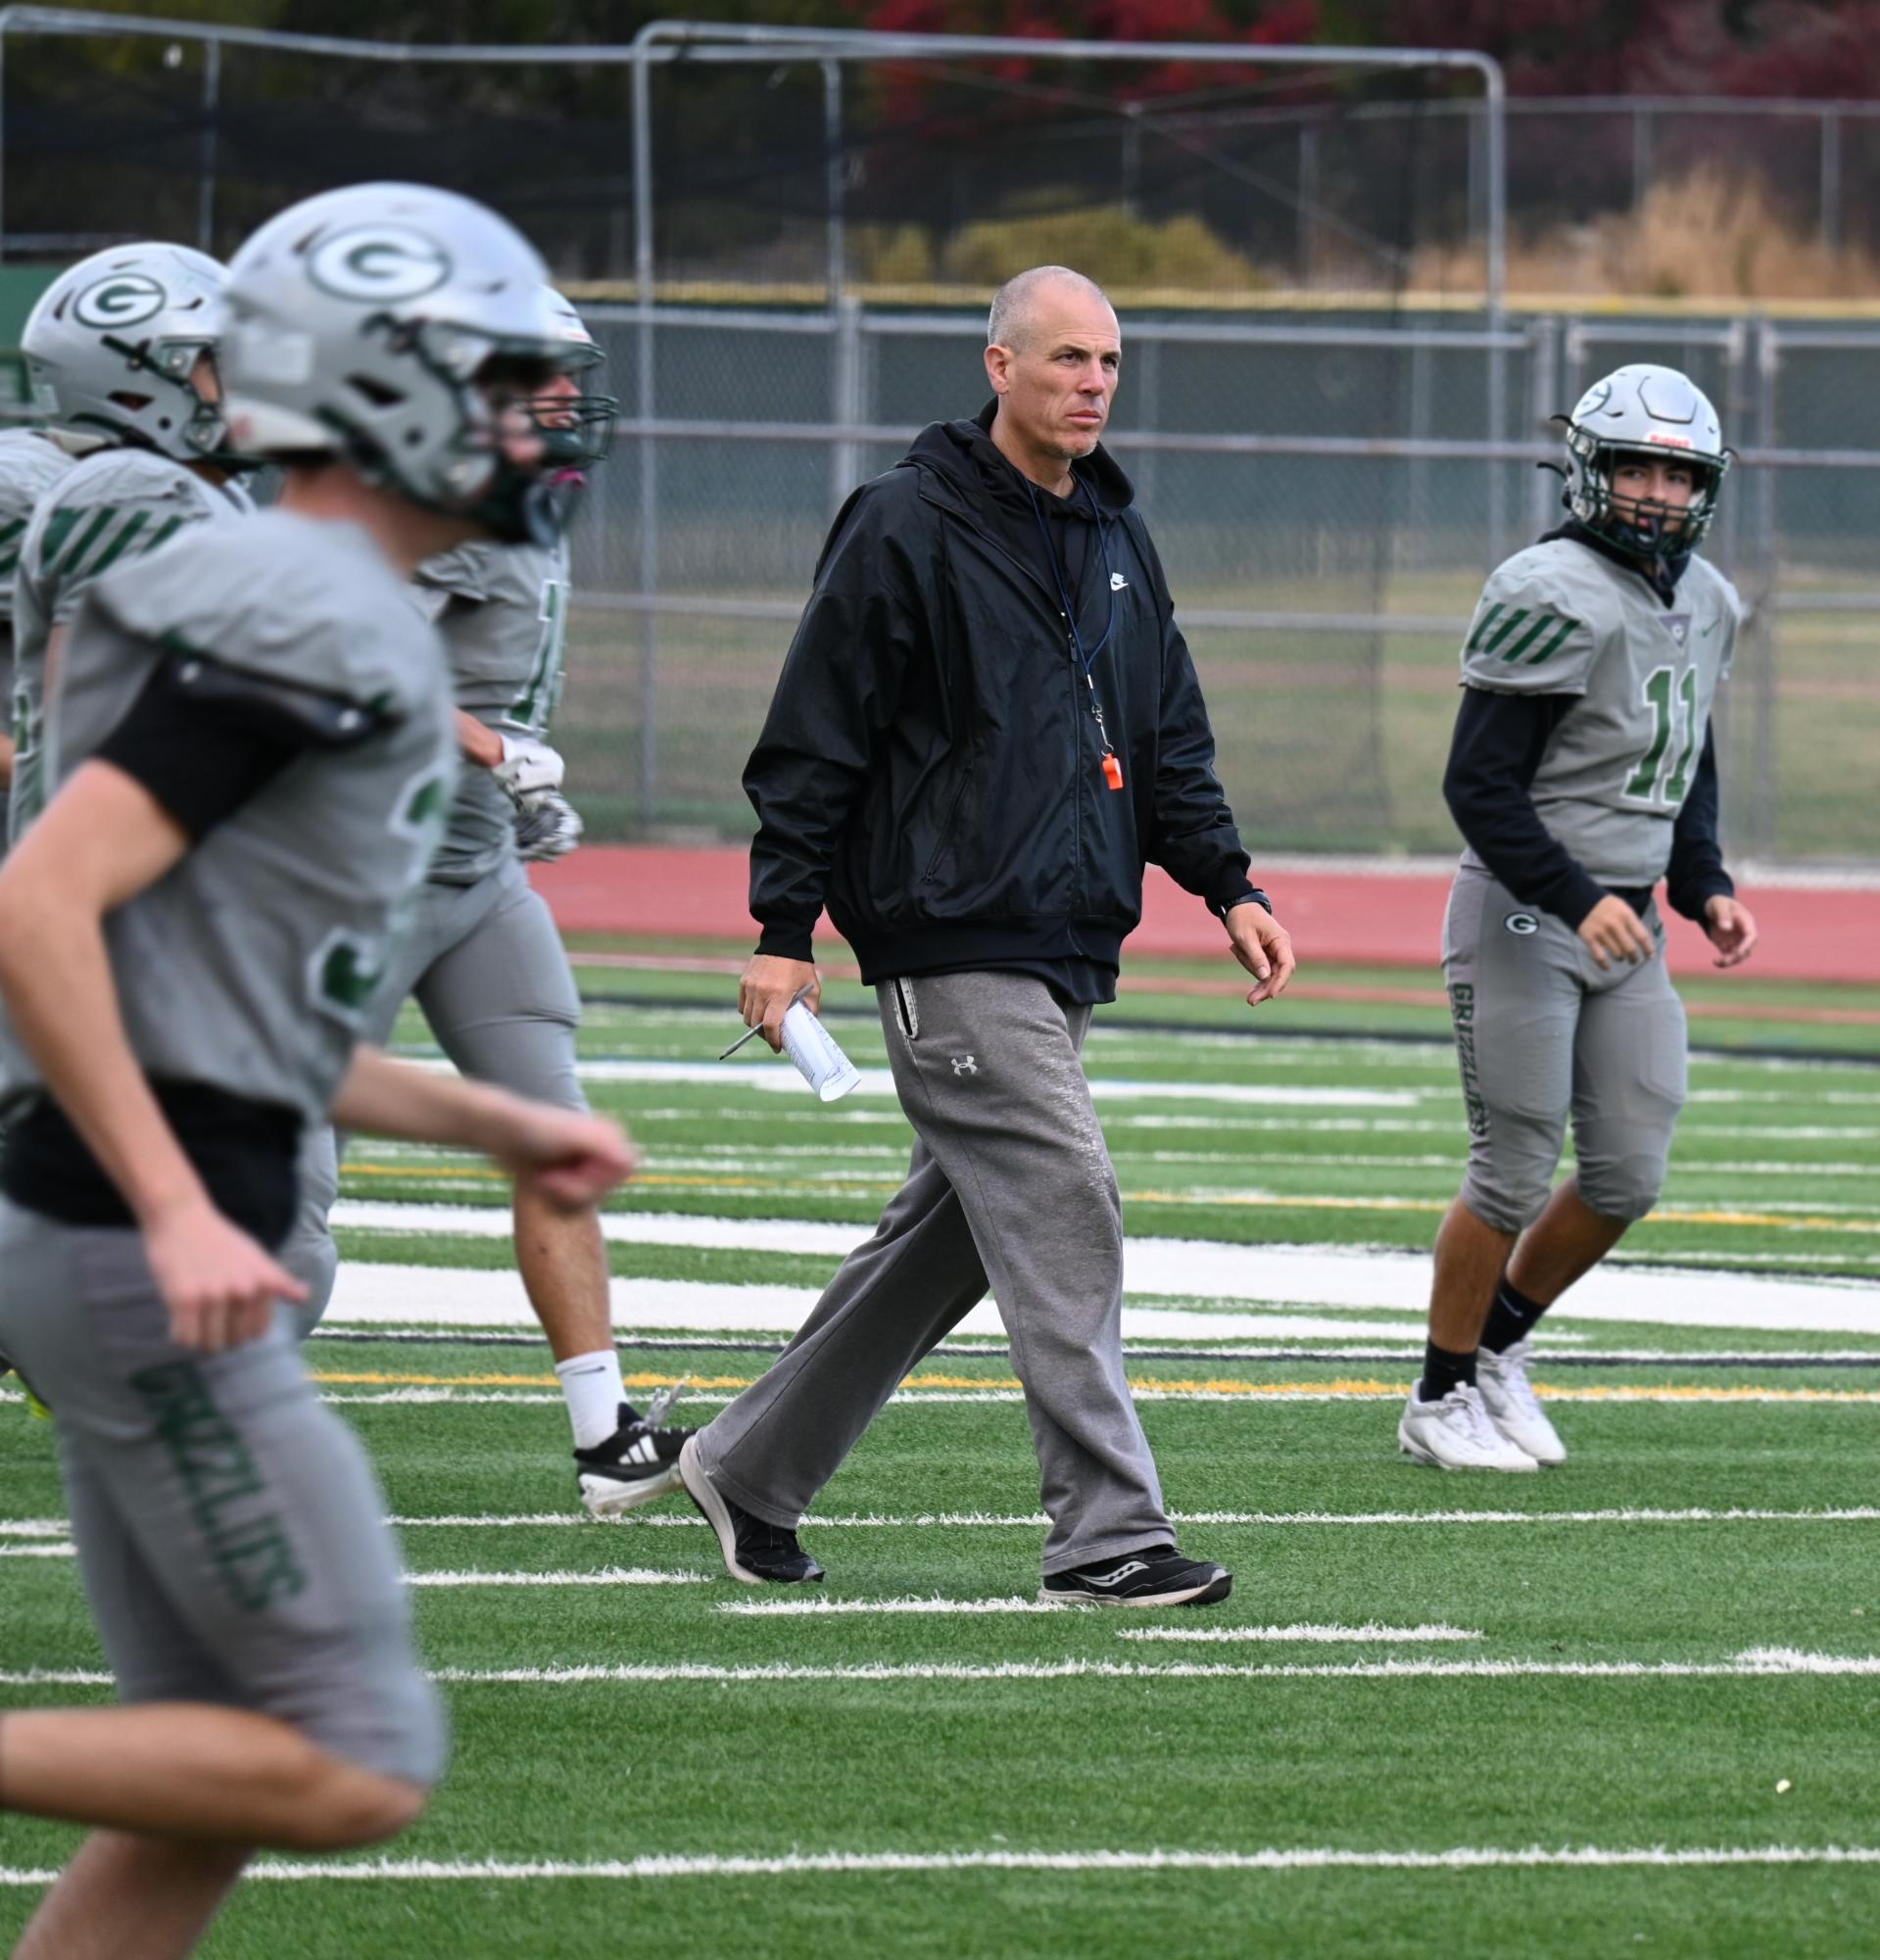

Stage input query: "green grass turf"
[
  {"left": 6, "top": 1394, "right": 1880, "bottom": 1958},
  {"left": 4, "top": 998, "right": 1880, "bottom": 1956}
]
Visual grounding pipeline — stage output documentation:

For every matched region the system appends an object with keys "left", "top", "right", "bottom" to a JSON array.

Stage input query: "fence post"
[
  {"left": 831, "top": 295, "right": 863, "bottom": 519},
  {"left": 197, "top": 36, "right": 220, "bottom": 254},
  {"left": 1820, "top": 107, "right": 1842, "bottom": 256},
  {"left": 631, "top": 39, "right": 659, "bottom": 830},
  {"left": 1525, "top": 314, "right": 1561, "bottom": 538},
  {"left": 1751, "top": 317, "right": 1779, "bottom": 860}
]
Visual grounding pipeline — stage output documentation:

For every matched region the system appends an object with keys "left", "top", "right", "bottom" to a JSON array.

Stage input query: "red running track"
[{"left": 533, "top": 848, "right": 1880, "bottom": 985}]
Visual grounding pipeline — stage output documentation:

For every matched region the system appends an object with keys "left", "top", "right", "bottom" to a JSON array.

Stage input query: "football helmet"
[
  {"left": 22, "top": 243, "right": 233, "bottom": 462},
  {"left": 217, "top": 181, "right": 567, "bottom": 544},
  {"left": 1563, "top": 363, "right": 1729, "bottom": 557}
]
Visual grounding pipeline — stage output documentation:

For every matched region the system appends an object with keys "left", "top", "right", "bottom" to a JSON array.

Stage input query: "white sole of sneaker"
[
  {"left": 578, "top": 1463, "right": 686, "bottom": 1518},
  {"left": 1037, "top": 1571, "right": 1233, "bottom": 1608},
  {"left": 677, "top": 1434, "right": 765, "bottom": 1585},
  {"left": 1397, "top": 1422, "right": 1539, "bottom": 1471}
]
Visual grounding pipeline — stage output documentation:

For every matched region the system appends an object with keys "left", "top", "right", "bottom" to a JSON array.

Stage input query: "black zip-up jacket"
[{"left": 745, "top": 406, "right": 1258, "bottom": 984}]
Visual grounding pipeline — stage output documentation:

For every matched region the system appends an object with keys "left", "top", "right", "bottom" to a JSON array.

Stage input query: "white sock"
[{"left": 556, "top": 1349, "right": 627, "bottom": 1450}]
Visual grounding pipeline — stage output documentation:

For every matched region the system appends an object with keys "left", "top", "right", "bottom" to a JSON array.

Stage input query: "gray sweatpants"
[
  {"left": 277, "top": 853, "right": 586, "bottom": 1334},
  {"left": 696, "top": 970, "right": 1171, "bottom": 1576},
  {"left": 1444, "top": 864, "right": 1689, "bottom": 1233},
  {"left": 0, "top": 1197, "right": 446, "bottom": 1785}
]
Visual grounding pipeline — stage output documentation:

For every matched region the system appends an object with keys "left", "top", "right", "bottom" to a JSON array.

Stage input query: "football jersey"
[
  {"left": 0, "top": 429, "right": 77, "bottom": 853},
  {"left": 0, "top": 511, "right": 457, "bottom": 1129},
  {"left": 412, "top": 536, "right": 570, "bottom": 884},
  {"left": 9, "top": 447, "right": 253, "bottom": 847},
  {"left": 1456, "top": 538, "right": 1741, "bottom": 888}
]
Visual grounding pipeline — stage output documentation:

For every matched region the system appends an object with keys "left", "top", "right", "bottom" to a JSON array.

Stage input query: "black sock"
[
  {"left": 1418, "top": 1340, "right": 1476, "bottom": 1404},
  {"left": 1480, "top": 1279, "right": 1549, "bottom": 1355}
]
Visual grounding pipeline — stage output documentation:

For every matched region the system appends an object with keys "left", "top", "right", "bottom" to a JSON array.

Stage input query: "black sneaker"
[
  {"left": 678, "top": 1434, "right": 824, "bottom": 1585},
  {"left": 1039, "top": 1545, "right": 1232, "bottom": 1607},
  {"left": 574, "top": 1398, "right": 693, "bottom": 1518}
]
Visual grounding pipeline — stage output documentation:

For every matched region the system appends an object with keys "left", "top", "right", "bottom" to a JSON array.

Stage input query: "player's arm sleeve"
[
  {"left": 1664, "top": 724, "right": 1734, "bottom": 923},
  {"left": 1443, "top": 688, "right": 1608, "bottom": 929},
  {"left": 92, "top": 645, "right": 391, "bottom": 840},
  {"left": 742, "top": 486, "right": 926, "bottom": 960},
  {"left": 1135, "top": 527, "right": 1256, "bottom": 914}
]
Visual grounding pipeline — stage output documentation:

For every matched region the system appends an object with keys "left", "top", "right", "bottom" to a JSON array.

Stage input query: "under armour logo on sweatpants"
[{"left": 950, "top": 1055, "right": 978, "bottom": 1076}]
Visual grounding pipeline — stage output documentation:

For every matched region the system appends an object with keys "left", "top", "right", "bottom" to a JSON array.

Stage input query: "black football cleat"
[{"left": 679, "top": 1434, "right": 824, "bottom": 1585}]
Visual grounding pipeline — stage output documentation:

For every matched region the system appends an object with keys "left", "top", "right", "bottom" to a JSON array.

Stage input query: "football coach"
[{"left": 677, "top": 264, "right": 1295, "bottom": 1607}]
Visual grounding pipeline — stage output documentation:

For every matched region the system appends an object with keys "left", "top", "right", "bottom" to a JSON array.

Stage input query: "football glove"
[
  {"left": 494, "top": 733, "right": 565, "bottom": 800},
  {"left": 513, "top": 789, "right": 585, "bottom": 863}
]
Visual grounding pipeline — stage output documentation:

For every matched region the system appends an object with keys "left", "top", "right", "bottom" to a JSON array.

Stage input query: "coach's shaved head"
[
  {"left": 987, "top": 265, "right": 1114, "bottom": 350},
  {"left": 982, "top": 264, "right": 1121, "bottom": 495}
]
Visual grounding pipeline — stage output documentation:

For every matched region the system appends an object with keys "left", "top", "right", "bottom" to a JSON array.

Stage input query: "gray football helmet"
[
  {"left": 1564, "top": 363, "right": 1729, "bottom": 556},
  {"left": 217, "top": 182, "right": 567, "bottom": 544},
  {"left": 530, "top": 285, "right": 616, "bottom": 470},
  {"left": 22, "top": 242, "right": 232, "bottom": 461}
]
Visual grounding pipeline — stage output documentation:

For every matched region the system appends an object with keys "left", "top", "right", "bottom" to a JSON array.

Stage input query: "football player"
[
  {"left": 0, "top": 182, "right": 637, "bottom": 1960},
  {"left": 1400, "top": 363, "right": 1759, "bottom": 1471},
  {"left": 278, "top": 289, "right": 689, "bottom": 1514}
]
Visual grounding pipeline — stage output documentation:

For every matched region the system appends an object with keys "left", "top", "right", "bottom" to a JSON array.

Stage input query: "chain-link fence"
[
  {"left": 557, "top": 302, "right": 1877, "bottom": 866},
  {"left": 0, "top": 14, "right": 1873, "bottom": 862}
]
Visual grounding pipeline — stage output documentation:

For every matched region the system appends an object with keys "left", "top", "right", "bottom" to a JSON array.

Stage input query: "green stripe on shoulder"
[
  {"left": 1522, "top": 615, "right": 1580, "bottom": 665},
  {"left": 1465, "top": 601, "right": 1504, "bottom": 651}
]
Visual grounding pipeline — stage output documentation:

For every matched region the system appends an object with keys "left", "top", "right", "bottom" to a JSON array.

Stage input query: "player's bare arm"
[
  {"left": 331, "top": 1044, "right": 640, "bottom": 1208},
  {"left": 0, "top": 758, "right": 308, "bottom": 1350}
]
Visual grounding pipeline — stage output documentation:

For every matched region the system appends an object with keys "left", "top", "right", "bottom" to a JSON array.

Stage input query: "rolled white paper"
[{"left": 780, "top": 1000, "right": 862, "bottom": 1102}]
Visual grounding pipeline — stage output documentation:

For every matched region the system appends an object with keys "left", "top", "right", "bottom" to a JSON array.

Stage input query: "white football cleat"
[
  {"left": 1398, "top": 1383, "right": 1539, "bottom": 1471},
  {"left": 1475, "top": 1338, "right": 1567, "bottom": 1466}
]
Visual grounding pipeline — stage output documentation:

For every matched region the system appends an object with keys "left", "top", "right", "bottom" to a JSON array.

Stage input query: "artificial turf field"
[{"left": 4, "top": 953, "right": 1879, "bottom": 1959}]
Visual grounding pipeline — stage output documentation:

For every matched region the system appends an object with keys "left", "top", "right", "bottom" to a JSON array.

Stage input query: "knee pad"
[
  {"left": 1460, "top": 1162, "right": 1553, "bottom": 1236},
  {"left": 1572, "top": 1155, "right": 1666, "bottom": 1225}
]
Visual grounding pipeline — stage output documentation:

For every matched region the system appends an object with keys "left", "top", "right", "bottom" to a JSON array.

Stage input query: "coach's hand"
[
  {"left": 1703, "top": 894, "right": 1759, "bottom": 969},
  {"left": 1577, "top": 894, "right": 1656, "bottom": 970},
  {"left": 145, "top": 1198, "right": 309, "bottom": 1353},
  {"left": 740, "top": 954, "right": 821, "bottom": 1053},
  {"left": 1227, "top": 900, "right": 1296, "bottom": 1007}
]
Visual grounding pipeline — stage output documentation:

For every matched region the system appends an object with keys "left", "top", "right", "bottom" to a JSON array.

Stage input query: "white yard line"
[
  {"left": 552, "top": 1058, "right": 1420, "bottom": 1108},
  {"left": 4, "top": 1843, "right": 1880, "bottom": 1886},
  {"left": 405, "top": 1568, "right": 708, "bottom": 1588},
  {"left": 1113, "top": 1623, "right": 1481, "bottom": 1644},
  {"left": 10, "top": 1506, "right": 1877, "bottom": 1549},
  {"left": 718, "top": 1601, "right": 1482, "bottom": 1639},
  {"left": 320, "top": 1224, "right": 1880, "bottom": 1336},
  {"left": 307, "top": 1384, "right": 1880, "bottom": 1408},
  {"left": 7, "top": 1649, "right": 1878, "bottom": 1690}
]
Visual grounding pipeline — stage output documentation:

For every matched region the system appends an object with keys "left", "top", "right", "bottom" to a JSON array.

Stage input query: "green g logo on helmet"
[
  {"left": 72, "top": 272, "right": 168, "bottom": 330},
  {"left": 307, "top": 224, "right": 452, "bottom": 302}
]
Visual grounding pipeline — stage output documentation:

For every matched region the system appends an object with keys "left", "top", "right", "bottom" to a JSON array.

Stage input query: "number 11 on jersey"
[{"left": 1625, "top": 663, "right": 1700, "bottom": 805}]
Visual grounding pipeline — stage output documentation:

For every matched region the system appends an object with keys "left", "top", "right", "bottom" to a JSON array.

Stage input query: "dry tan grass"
[{"left": 1415, "top": 164, "right": 1880, "bottom": 304}]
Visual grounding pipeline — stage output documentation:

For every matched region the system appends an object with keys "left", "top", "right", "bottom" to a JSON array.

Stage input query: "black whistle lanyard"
[{"left": 1028, "top": 481, "right": 1124, "bottom": 790}]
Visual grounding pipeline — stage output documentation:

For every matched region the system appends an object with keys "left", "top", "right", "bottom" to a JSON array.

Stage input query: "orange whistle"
[{"left": 1101, "top": 753, "right": 1124, "bottom": 791}]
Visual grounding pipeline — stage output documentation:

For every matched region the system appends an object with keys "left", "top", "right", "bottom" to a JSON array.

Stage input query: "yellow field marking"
[
  {"left": 343, "top": 1166, "right": 1880, "bottom": 1237},
  {"left": 310, "top": 1369, "right": 1880, "bottom": 1405}
]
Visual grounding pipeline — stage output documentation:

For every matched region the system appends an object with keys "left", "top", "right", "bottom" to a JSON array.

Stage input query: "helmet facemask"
[{"left": 1567, "top": 431, "right": 1729, "bottom": 561}]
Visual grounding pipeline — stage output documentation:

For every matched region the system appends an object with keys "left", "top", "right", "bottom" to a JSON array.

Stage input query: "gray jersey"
[
  {"left": 413, "top": 536, "right": 569, "bottom": 884},
  {"left": 1456, "top": 539, "right": 1741, "bottom": 888},
  {"left": 0, "top": 428, "right": 77, "bottom": 631},
  {"left": 9, "top": 446, "right": 253, "bottom": 847},
  {"left": 0, "top": 511, "right": 457, "bottom": 1129},
  {"left": 0, "top": 430, "right": 75, "bottom": 861}
]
